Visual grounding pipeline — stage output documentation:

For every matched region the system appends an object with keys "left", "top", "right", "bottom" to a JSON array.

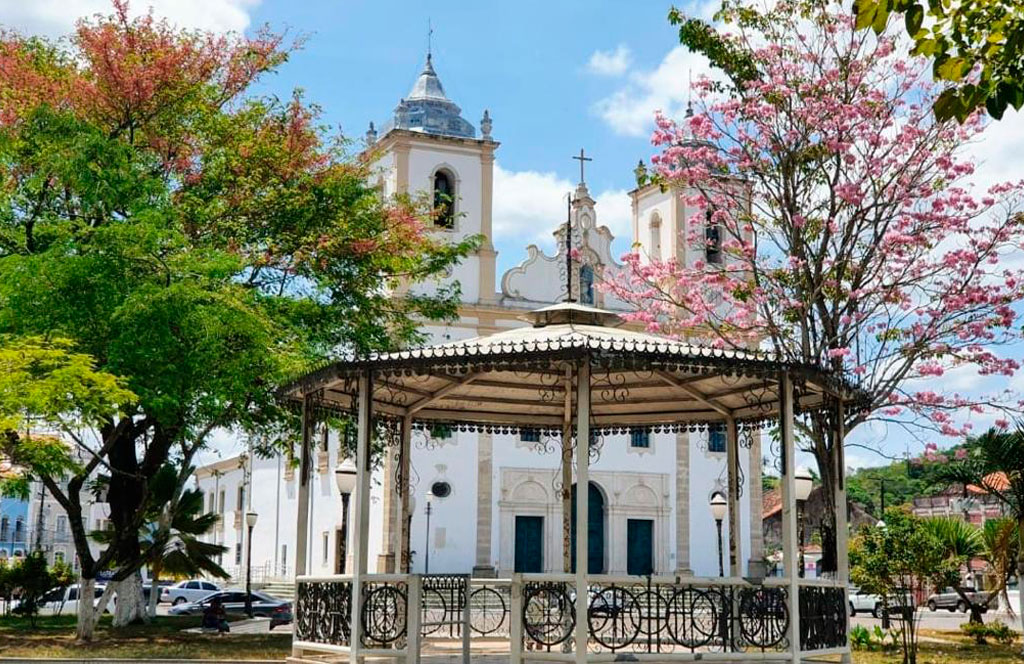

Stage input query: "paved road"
[{"left": 852, "top": 609, "right": 1022, "bottom": 632}]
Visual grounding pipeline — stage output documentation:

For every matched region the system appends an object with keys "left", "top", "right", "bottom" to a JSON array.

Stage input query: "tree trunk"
[
  {"left": 1017, "top": 519, "right": 1024, "bottom": 655},
  {"left": 112, "top": 571, "right": 147, "bottom": 627},
  {"left": 75, "top": 576, "right": 100, "bottom": 642},
  {"left": 147, "top": 562, "right": 161, "bottom": 619},
  {"left": 810, "top": 416, "right": 839, "bottom": 576}
]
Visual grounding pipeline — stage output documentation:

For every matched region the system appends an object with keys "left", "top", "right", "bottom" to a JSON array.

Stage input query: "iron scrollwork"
[
  {"left": 295, "top": 579, "right": 352, "bottom": 647},
  {"left": 523, "top": 582, "right": 575, "bottom": 648},
  {"left": 799, "top": 585, "right": 847, "bottom": 651},
  {"left": 360, "top": 581, "right": 408, "bottom": 648}
]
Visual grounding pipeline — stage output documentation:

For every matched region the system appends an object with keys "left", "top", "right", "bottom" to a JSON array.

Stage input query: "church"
[{"left": 193, "top": 51, "right": 764, "bottom": 585}]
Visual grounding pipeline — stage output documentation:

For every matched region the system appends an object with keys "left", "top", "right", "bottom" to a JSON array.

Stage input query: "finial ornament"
[
  {"left": 480, "top": 109, "right": 492, "bottom": 140},
  {"left": 366, "top": 121, "right": 377, "bottom": 145},
  {"left": 634, "top": 159, "right": 648, "bottom": 187}
]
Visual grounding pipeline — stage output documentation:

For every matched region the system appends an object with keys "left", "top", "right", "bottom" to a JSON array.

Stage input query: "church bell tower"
[{"left": 367, "top": 53, "right": 499, "bottom": 305}]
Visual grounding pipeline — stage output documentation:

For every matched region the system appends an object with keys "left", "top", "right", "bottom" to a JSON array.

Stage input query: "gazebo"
[{"left": 284, "top": 302, "right": 856, "bottom": 663}]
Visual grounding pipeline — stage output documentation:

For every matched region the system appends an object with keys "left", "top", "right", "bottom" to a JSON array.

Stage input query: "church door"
[
  {"left": 570, "top": 482, "right": 605, "bottom": 574},
  {"left": 627, "top": 519, "right": 654, "bottom": 576},
  {"left": 514, "top": 516, "right": 544, "bottom": 573}
]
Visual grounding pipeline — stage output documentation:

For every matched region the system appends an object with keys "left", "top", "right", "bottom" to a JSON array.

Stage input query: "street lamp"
[
  {"left": 794, "top": 467, "right": 813, "bottom": 579},
  {"left": 709, "top": 492, "right": 728, "bottom": 577},
  {"left": 244, "top": 511, "right": 258, "bottom": 617},
  {"left": 424, "top": 490, "right": 434, "bottom": 574},
  {"left": 334, "top": 458, "right": 357, "bottom": 575}
]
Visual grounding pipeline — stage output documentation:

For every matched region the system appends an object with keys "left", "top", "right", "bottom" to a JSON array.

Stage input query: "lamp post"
[
  {"left": 876, "top": 519, "right": 892, "bottom": 629},
  {"left": 244, "top": 511, "right": 258, "bottom": 618},
  {"left": 709, "top": 492, "right": 728, "bottom": 577},
  {"left": 334, "top": 458, "right": 357, "bottom": 575},
  {"left": 424, "top": 490, "right": 434, "bottom": 574},
  {"left": 794, "top": 467, "right": 813, "bottom": 579}
]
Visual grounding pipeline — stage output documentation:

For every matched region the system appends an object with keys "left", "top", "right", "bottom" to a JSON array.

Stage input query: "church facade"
[{"left": 193, "top": 53, "right": 764, "bottom": 584}]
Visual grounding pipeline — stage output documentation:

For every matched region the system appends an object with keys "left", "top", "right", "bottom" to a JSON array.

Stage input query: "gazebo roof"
[{"left": 284, "top": 303, "right": 861, "bottom": 434}]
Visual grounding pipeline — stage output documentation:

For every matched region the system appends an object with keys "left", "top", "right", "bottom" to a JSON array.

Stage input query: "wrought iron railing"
[
  {"left": 292, "top": 574, "right": 847, "bottom": 660},
  {"left": 519, "top": 575, "right": 792, "bottom": 655}
]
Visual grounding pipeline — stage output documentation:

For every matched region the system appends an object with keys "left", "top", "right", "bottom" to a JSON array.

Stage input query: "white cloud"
[
  {"left": 586, "top": 45, "right": 632, "bottom": 77},
  {"left": 493, "top": 163, "right": 633, "bottom": 255},
  {"left": 592, "top": 45, "right": 715, "bottom": 137},
  {"left": 963, "top": 108, "right": 1024, "bottom": 196},
  {"left": 0, "top": 0, "right": 259, "bottom": 38}
]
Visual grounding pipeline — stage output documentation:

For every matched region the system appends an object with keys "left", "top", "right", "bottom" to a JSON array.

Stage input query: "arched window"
[
  {"left": 579, "top": 264, "right": 595, "bottom": 305},
  {"left": 0, "top": 516, "right": 8, "bottom": 541},
  {"left": 13, "top": 517, "right": 24, "bottom": 542},
  {"left": 649, "top": 212, "right": 662, "bottom": 260},
  {"left": 433, "top": 170, "right": 455, "bottom": 229}
]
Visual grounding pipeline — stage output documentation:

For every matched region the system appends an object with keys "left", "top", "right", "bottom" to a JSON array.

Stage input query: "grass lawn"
[
  {"left": 0, "top": 614, "right": 291, "bottom": 660},
  {"left": 850, "top": 629, "right": 1024, "bottom": 663}
]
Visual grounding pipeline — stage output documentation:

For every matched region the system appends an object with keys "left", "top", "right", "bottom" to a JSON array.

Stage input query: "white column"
[
  {"left": 473, "top": 431, "right": 495, "bottom": 576},
  {"left": 726, "top": 417, "right": 742, "bottom": 576},
  {"left": 779, "top": 373, "right": 800, "bottom": 664},
  {"left": 836, "top": 399, "right": 851, "bottom": 663},
  {"left": 378, "top": 435, "right": 397, "bottom": 573},
  {"left": 674, "top": 431, "right": 692, "bottom": 575},
  {"left": 350, "top": 371, "right": 373, "bottom": 663},
  {"left": 574, "top": 360, "right": 591, "bottom": 664},
  {"left": 295, "top": 395, "right": 312, "bottom": 577},
  {"left": 748, "top": 431, "right": 766, "bottom": 576}
]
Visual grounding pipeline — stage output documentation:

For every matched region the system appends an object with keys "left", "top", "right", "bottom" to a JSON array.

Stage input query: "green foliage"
[
  {"left": 960, "top": 619, "right": 1018, "bottom": 645},
  {"left": 669, "top": 5, "right": 760, "bottom": 90},
  {"left": 851, "top": 509, "right": 961, "bottom": 664},
  {"left": 845, "top": 456, "right": 953, "bottom": 517},
  {"left": 853, "top": 0, "right": 1024, "bottom": 121},
  {"left": 850, "top": 624, "right": 903, "bottom": 651},
  {"left": 6, "top": 553, "right": 70, "bottom": 627},
  {"left": 0, "top": 6, "right": 475, "bottom": 611}
]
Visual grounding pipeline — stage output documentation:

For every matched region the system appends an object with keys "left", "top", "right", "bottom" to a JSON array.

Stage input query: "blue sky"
[{"left": 6, "top": 0, "right": 1024, "bottom": 469}]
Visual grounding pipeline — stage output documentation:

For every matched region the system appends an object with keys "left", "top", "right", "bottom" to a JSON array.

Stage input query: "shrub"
[{"left": 960, "top": 620, "right": 1017, "bottom": 645}]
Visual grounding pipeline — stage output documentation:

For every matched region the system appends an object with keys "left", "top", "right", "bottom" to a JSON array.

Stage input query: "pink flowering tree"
[{"left": 607, "top": 0, "right": 1024, "bottom": 573}]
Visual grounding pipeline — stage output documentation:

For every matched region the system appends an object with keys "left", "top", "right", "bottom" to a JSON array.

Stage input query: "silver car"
[
  {"left": 160, "top": 579, "right": 221, "bottom": 605},
  {"left": 926, "top": 586, "right": 997, "bottom": 613}
]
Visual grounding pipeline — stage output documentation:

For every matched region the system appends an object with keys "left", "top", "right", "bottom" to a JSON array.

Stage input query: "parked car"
[
  {"left": 926, "top": 586, "right": 997, "bottom": 612},
  {"left": 160, "top": 579, "right": 221, "bottom": 605},
  {"left": 168, "top": 590, "right": 292, "bottom": 628},
  {"left": 848, "top": 586, "right": 913, "bottom": 618},
  {"left": 20, "top": 584, "right": 109, "bottom": 615}
]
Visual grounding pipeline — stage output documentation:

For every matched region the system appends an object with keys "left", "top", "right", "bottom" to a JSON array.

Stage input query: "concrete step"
[{"left": 259, "top": 581, "right": 295, "bottom": 600}]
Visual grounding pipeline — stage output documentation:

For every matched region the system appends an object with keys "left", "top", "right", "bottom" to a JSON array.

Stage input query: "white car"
[
  {"left": 849, "top": 586, "right": 913, "bottom": 618},
  {"left": 160, "top": 579, "right": 221, "bottom": 605},
  {"left": 26, "top": 584, "right": 109, "bottom": 615}
]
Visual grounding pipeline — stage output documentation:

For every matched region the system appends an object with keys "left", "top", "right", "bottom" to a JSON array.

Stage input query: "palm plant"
[
  {"left": 141, "top": 466, "right": 228, "bottom": 619},
  {"left": 935, "top": 426, "right": 1024, "bottom": 650},
  {"left": 922, "top": 517, "right": 986, "bottom": 622},
  {"left": 92, "top": 465, "right": 228, "bottom": 619},
  {"left": 980, "top": 518, "right": 1020, "bottom": 617}
]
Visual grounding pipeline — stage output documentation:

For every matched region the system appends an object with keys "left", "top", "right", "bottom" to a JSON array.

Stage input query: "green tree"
[
  {"left": 0, "top": 3, "right": 472, "bottom": 639},
  {"left": 853, "top": 0, "right": 1024, "bottom": 121},
  {"left": 851, "top": 509, "right": 960, "bottom": 664},
  {"left": 933, "top": 426, "right": 1024, "bottom": 653},
  {"left": 921, "top": 517, "right": 990, "bottom": 623},
  {"left": 0, "top": 557, "right": 13, "bottom": 616},
  {"left": 9, "top": 553, "right": 59, "bottom": 627}
]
